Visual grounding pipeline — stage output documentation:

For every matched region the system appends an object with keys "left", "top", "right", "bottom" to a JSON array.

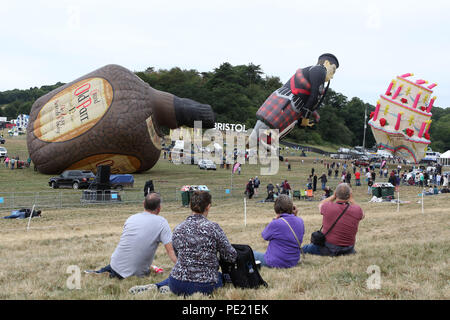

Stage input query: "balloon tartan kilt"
[{"left": 256, "top": 91, "right": 302, "bottom": 133}]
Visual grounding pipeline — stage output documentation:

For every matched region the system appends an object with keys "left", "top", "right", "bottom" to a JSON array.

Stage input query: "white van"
[{"left": 0, "top": 146, "right": 7, "bottom": 158}]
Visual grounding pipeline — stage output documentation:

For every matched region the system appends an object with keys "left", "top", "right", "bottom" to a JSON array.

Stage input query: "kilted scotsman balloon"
[
  {"left": 250, "top": 53, "right": 339, "bottom": 144},
  {"left": 26, "top": 64, "right": 215, "bottom": 174}
]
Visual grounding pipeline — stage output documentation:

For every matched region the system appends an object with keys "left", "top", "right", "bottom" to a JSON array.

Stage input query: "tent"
[{"left": 439, "top": 150, "right": 450, "bottom": 166}]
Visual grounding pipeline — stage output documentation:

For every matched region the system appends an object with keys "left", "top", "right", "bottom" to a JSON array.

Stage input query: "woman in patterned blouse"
[{"left": 129, "top": 191, "right": 237, "bottom": 296}]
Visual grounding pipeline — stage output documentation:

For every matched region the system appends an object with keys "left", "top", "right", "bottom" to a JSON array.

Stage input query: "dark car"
[
  {"left": 354, "top": 159, "right": 369, "bottom": 167},
  {"left": 0, "top": 136, "right": 5, "bottom": 144},
  {"left": 49, "top": 170, "right": 95, "bottom": 189}
]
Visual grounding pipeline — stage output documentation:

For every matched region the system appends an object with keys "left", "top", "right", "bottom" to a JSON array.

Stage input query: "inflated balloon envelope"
[
  {"left": 368, "top": 73, "right": 437, "bottom": 164},
  {"left": 27, "top": 64, "right": 215, "bottom": 174}
]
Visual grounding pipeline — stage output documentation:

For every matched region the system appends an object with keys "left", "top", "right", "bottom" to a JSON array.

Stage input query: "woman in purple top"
[{"left": 253, "top": 195, "right": 305, "bottom": 268}]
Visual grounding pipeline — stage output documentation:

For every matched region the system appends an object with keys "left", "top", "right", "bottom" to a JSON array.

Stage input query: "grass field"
[{"left": 0, "top": 135, "right": 449, "bottom": 300}]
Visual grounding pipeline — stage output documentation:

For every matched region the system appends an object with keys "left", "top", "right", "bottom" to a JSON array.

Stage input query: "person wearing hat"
[{"left": 250, "top": 53, "right": 339, "bottom": 144}]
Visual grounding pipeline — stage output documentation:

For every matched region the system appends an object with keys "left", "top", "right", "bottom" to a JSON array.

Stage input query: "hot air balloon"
[{"left": 27, "top": 64, "right": 215, "bottom": 174}]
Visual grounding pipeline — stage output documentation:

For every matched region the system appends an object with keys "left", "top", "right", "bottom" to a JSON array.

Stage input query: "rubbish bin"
[
  {"left": 371, "top": 186, "right": 381, "bottom": 198},
  {"left": 181, "top": 191, "right": 190, "bottom": 207},
  {"left": 381, "top": 186, "right": 395, "bottom": 198}
]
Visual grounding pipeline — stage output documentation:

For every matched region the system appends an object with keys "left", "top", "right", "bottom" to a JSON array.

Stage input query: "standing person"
[
  {"left": 307, "top": 176, "right": 313, "bottom": 190},
  {"left": 282, "top": 180, "right": 292, "bottom": 196},
  {"left": 254, "top": 176, "right": 261, "bottom": 197},
  {"left": 266, "top": 183, "right": 275, "bottom": 202},
  {"left": 275, "top": 184, "right": 281, "bottom": 195},
  {"left": 313, "top": 174, "right": 318, "bottom": 192},
  {"left": 395, "top": 174, "right": 401, "bottom": 192},
  {"left": 436, "top": 173, "right": 441, "bottom": 187},
  {"left": 246, "top": 179, "right": 255, "bottom": 199},
  {"left": 253, "top": 195, "right": 305, "bottom": 268},
  {"left": 355, "top": 171, "right": 361, "bottom": 186},
  {"left": 319, "top": 173, "right": 328, "bottom": 190},
  {"left": 388, "top": 171, "right": 396, "bottom": 186},
  {"left": 334, "top": 168, "right": 339, "bottom": 179},
  {"left": 368, "top": 178, "right": 374, "bottom": 195},
  {"left": 10, "top": 157, "right": 15, "bottom": 170},
  {"left": 328, "top": 168, "right": 332, "bottom": 178},
  {"left": 4, "top": 156, "right": 9, "bottom": 168},
  {"left": 302, "top": 183, "right": 365, "bottom": 256},
  {"left": 341, "top": 171, "right": 346, "bottom": 183},
  {"left": 371, "top": 170, "right": 376, "bottom": 183},
  {"left": 86, "top": 193, "right": 177, "bottom": 279},
  {"left": 419, "top": 172, "right": 424, "bottom": 188},
  {"left": 443, "top": 174, "right": 448, "bottom": 188},
  {"left": 345, "top": 171, "right": 352, "bottom": 186},
  {"left": 143, "top": 180, "right": 155, "bottom": 197},
  {"left": 130, "top": 191, "right": 237, "bottom": 296}
]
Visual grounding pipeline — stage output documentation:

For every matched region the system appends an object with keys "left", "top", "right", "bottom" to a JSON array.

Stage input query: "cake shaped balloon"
[{"left": 368, "top": 73, "right": 437, "bottom": 163}]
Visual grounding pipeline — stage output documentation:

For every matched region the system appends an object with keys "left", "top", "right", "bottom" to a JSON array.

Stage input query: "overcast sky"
[{"left": 1, "top": 0, "right": 449, "bottom": 108}]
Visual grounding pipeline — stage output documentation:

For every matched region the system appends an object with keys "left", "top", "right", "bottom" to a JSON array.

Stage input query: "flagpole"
[
  {"left": 363, "top": 104, "right": 367, "bottom": 152},
  {"left": 231, "top": 164, "right": 233, "bottom": 195}
]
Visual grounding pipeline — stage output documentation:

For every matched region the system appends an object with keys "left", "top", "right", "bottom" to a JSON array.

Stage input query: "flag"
[{"left": 233, "top": 163, "right": 241, "bottom": 174}]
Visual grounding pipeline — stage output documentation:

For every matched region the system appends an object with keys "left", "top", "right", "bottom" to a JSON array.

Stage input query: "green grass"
[{"left": 0, "top": 134, "right": 449, "bottom": 300}]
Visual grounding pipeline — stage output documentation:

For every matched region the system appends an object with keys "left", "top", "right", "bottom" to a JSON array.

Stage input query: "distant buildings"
[{"left": 1, "top": 114, "right": 29, "bottom": 135}]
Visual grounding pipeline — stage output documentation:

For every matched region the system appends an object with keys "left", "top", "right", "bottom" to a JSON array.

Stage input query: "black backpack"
[{"left": 220, "top": 244, "right": 268, "bottom": 289}]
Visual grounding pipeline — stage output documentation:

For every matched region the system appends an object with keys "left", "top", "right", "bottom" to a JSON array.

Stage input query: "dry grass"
[
  {"left": 1, "top": 184, "right": 449, "bottom": 300},
  {"left": 0, "top": 135, "right": 449, "bottom": 300}
]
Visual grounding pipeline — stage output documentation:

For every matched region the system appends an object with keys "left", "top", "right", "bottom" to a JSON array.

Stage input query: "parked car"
[
  {"left": 354, "top": 159, "right": 369, "bottom": 167},
  {"left": 49, "top": 170, "right": 95, "bottom": 189},
  {"left": 0, "top": 147, "right": 7, "bottom": 158},
  {"left": 198, "top": 159, "right": 217, "bottom": 170},
  {"left": 372, "top": 162, "right": 382, "bottom": 169}
]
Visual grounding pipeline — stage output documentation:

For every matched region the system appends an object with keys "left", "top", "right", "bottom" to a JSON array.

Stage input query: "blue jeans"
[
  {"left": 321, "top": 182, "right": 326, "bottom": 190},
  {"left": 3, "top": 211, "right": 26, "bottom": 219},
  {"left": 253, "top": 251, "right": 270, "bottom": 268},
  {"left": 156, "top": 273, "right": 223, "bottom": 296}
]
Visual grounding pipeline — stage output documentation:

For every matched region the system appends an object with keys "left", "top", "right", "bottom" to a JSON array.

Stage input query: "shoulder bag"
[
  {"left": 311, "top": 203, "right": 350, "bottom": 247},
  {"left": 280, "top": 217, "right": 305, "bottom": 259}
]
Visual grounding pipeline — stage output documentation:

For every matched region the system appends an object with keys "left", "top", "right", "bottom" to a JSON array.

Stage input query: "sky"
[{"left": 1, "top": 0, "right": 449, "bottom": 108}]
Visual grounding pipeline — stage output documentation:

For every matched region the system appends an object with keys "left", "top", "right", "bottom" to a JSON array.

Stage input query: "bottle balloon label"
[
  {"left": 67, "top": 154, "right": 141, "bottom": 174},
  {"left": 33, "top": 77, "right": 113, "bottom": 142}
]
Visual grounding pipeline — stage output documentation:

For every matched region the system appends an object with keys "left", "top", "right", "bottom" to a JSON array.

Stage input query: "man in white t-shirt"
[{"left": 86, "top": 193, "right": 177, "bottom": 279}]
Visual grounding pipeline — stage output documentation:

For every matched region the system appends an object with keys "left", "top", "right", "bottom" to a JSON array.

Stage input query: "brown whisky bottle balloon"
[{"left": 27, "top": 64, "right": 215, "bottom": 174}]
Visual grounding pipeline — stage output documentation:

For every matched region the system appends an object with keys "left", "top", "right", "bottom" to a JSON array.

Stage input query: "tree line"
[{"left": 1, "top": 63, "right": 448, "bottom": 152}]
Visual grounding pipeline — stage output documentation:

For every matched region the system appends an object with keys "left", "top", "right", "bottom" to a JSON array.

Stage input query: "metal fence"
[{"left": 0, "top": 186, "right": 243, "bottom": 211}]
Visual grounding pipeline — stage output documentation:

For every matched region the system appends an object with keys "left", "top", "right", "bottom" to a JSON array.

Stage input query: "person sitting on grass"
[
  {"left": 302, "top": 183, "right": 364, "bottom": 257},
  {"left": 129, "top": 191, "right": 237, "bottom": 296},
  {"left": 321, "top": 186, "right": 333, "bottom": 200},
  {"left": 253, "top": 195, "right": 305, "bottom": 268},
  {"left": 85, "top": 193, "right": 177, "bottom": 279},
  {"left": 424, "top": 185, "right": 439, "bottom": 196},
  {"left": 3, "top": 208, "right": 41, "bottom": 219}
]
